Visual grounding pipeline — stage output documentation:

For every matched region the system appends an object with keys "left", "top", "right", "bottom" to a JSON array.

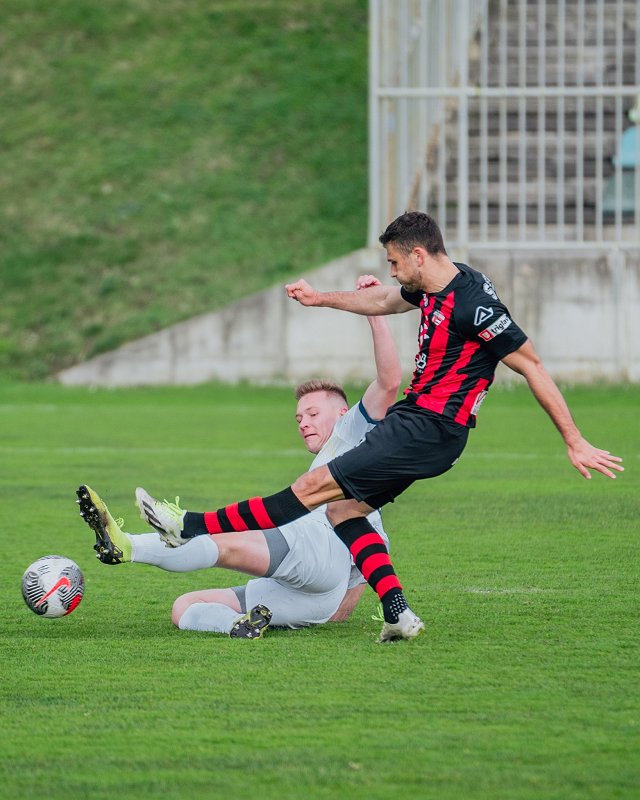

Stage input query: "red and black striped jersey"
[{"left": 400, "top": 263, "right": 528, "bottom": 427}]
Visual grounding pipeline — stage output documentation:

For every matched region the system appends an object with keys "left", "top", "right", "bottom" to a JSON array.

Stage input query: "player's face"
[
  {"left": 295, "top": 390, "right": 347, "bottom": 454},
  {"left": 385, "top": 243, "right": 423, "bottom": 292}
]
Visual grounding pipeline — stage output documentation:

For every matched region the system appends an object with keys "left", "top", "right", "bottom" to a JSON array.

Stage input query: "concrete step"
[
  {"left": 437, "top": 132, "right": 620, "bottom": 178},
  {"left": 488, "top": 1, "right": 637, "bottom": 45},
  {"left": 490, "top": 24, "right": 638, "bottom": 49},
  {"left": 447, "top": 159, "right": 615, "bottom": 181},
  {"left": 482, "top": 55, "right": 636, "bottom": 87},
  {"left": 462, "top": 129, "right": 619, "bottom": 151},
  {"left": 466, "top": 119, "right": 622, "bottom": 138},
  {"left": 431, "top": 179, "right": 601, "bottom": 206},
  {"left": 463, "top": 103, "right": 631, "bottom": 139},
  {"left": 436, "top": 205, "right": 624, "bottom": 226}
]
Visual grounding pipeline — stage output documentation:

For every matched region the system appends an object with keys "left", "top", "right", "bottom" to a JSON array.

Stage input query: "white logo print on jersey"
[
  {"left": 418, "top": 320, "right": 430, "bottom": 345},
  {"left": 479, "top": 313, "right": 512, "bottom": 341},
  {"left": 415, "top": 352, "right": 427, "bottom": 372},
  {"left": 482, "top": 275, "right": 498, "bottom": 300},
  {"left": 432, "top": 310, "right": 445, "bottom": 326},
  {"left": 471, "top": 390, "right": 488, "bottom": 415},
  {"left": 473, "top": 306, "right": 493, "bottom": 326}
]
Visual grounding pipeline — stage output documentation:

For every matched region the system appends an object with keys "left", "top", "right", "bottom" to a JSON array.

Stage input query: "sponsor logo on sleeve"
[
  {"left": 479, "top": 313, "right": 512, "bottom": 341},
  {"left": 431, "top": 310, "right": 445, "bottom": 326},
  {"left": 473, "top": 306, "right": 494, "bottom": 326}
]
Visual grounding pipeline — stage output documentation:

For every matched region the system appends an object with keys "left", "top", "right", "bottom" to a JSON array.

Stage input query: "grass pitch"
[{"left": 1, "top": 381, "right": 638, "bottom": 799}]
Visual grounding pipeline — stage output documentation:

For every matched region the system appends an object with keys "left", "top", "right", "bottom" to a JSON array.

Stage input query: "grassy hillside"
[{"left": 0, "top": 0, "right": 368, "bottom": 380}]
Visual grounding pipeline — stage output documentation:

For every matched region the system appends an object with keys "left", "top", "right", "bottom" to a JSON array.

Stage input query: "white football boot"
[
  {"left": 135, "top": 487, "right": 187, "bottom": 547},
  {"left": 378, "top": 608, "right": 425, "bottom": 643}
]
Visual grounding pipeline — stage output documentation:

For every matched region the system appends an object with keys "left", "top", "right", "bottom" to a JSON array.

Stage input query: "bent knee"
[
  {"left": 326, "top": 499, "right": 372, "bottom": 527},
  {"left": 291, "top": 465, "right": 343, "bottom": 508},
  {"left": 171, "top": 593, "right": 194, "bottom": 627}
]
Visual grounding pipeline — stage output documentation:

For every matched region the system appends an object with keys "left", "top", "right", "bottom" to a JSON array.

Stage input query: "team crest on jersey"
[
  {"left": 473, "top": 306, "right": 493, "bottom": 326},
  {"left": 482, "top": 274, "right": 498, "bottom": 299},
  {"left": 479, "top": 313, "right": 512, "bottom": 340},
  {"left": 431, "top": 310, "right": 445, "bottom": 326}
]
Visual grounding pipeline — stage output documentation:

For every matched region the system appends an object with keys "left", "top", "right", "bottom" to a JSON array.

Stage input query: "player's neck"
[{"left": 423, "top": 255, "right": 459, "bottom": 294}]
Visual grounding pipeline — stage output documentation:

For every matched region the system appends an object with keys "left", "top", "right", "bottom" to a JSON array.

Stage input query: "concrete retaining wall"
[{"left": 57, "top": 246, "right": 640, "bottom": 387}]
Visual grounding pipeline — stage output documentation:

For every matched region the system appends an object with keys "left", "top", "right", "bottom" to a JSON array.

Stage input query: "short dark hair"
[
  {"left": 295, "top": 380, "right": 348, "bottom": 405},
  {"left": 379, "top": 211, "right": 447, "bottom": 256}
]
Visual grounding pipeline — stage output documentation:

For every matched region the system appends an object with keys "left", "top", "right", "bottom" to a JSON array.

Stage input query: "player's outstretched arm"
[
  {"left": 502, "top": 342, "right": 624, "bottom": 480},
  {"left": 356, "top": 274, "right": 403, "bottom": 419},
  {"left": 285, "top": 278, "right": 413, "bottom": 316}
]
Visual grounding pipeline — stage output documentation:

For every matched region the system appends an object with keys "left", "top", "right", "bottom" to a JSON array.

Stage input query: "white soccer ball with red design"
[{"left": 22, "top": 555, "right": 85, "bottom": 618}]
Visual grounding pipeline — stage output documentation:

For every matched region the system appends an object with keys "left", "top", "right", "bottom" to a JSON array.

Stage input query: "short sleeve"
[
  {"left": 400, "top": 287, "right": 423, "bottom": 307},
  {"left": 331, "top": 402, "right": 373, "bottom": 449},
  {"left": 456, "top": 294, "right": 528, "bottom": 360}
]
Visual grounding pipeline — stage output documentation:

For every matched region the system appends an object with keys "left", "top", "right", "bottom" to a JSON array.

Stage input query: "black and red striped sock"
[
  {"left": 182, "top": 487, "right": 309, "bottom": 536},
  {"left": 333, "top": 518, "right": 408, "bottom": 624}
]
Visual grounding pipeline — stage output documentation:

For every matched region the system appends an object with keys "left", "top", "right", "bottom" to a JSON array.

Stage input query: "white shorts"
[{"left": 242, "top": 515, "right": 353, "bottom": 629}]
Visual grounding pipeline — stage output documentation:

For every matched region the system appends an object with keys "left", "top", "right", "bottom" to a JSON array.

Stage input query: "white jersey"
[
  {"left": 242, "top": 401, "right": 391, "bottom": 627},
  {"left": 306, "top": 400, "right": 388, "bottom": 588}
]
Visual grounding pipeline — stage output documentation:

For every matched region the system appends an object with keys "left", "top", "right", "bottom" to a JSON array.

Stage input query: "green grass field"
[{"left": 1, "top": 380, "right": 638, "bottom": 799}]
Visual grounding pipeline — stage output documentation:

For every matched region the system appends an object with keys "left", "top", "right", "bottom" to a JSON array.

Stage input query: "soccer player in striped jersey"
[
  {"left": 77, "top": 275, "right": 405, "bottom": 640},
  {"left": 136, "top": 211, "right": 623, "bottom": 642}
]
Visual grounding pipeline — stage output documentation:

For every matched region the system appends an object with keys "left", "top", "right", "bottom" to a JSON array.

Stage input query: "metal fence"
[{"left": 368, "top": 0, "right": 640, "bottom": 251}]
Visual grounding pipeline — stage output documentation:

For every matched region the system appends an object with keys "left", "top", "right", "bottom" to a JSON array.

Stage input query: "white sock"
[
  {"left": 130, "top": 532, "right": 219, "bottom": 572},
  {"left": 178, "top": 602, "right": 241, "bottom": 634}
]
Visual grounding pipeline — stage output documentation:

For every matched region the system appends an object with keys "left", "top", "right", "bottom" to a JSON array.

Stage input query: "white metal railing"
[{"left": 368, "top": 0, "right": 640, "bottom": 251}]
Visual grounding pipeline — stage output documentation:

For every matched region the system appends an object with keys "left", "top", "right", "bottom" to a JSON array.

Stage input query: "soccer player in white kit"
[{"left": 76, "top": 275, "right": 402, "bottom": 638}]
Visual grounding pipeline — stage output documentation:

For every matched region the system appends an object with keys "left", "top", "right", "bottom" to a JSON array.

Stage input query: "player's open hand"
[
  {"left": 567, "top": 438, "right": 624, "bottom": 479},
  {"left": 285, "top": 279, "right": 319, "bottom": 306},
  {"left": 356, "top": 274, "right": 381, "bottom": 290}
]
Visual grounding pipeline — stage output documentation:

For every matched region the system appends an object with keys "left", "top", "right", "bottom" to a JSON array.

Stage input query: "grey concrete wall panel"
[{"left": 58, "top": 247, "right": 640, "bottom": 387}]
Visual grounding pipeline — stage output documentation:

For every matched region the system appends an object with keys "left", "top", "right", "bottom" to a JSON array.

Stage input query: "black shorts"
[{"left": 327, "top": 401, "right": 469, "bottom": 508}]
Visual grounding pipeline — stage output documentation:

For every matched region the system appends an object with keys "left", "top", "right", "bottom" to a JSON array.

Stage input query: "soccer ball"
[{"left": 22, "top": 555, "right": 85, "bottom": 618}]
